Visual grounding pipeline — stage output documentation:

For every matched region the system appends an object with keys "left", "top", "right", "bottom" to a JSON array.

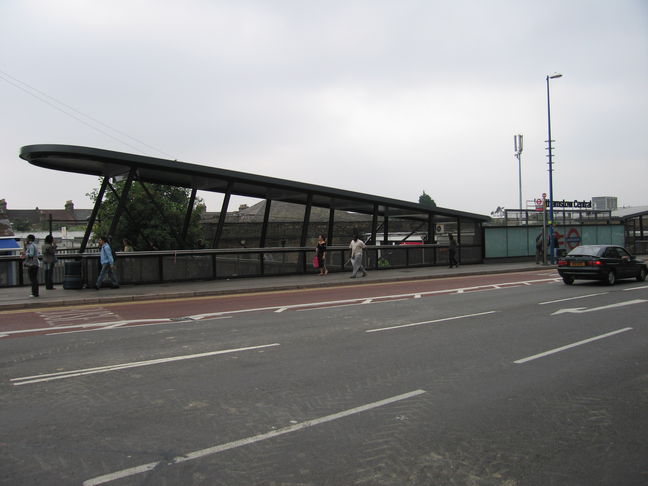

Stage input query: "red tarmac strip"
[{"left": 0, "top": 271, "right": 558, "bottom": 339}]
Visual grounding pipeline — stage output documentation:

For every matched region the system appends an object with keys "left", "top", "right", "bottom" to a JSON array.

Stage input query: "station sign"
[{"left": 544, "top": 199, "right": 592, "bottom": 209}]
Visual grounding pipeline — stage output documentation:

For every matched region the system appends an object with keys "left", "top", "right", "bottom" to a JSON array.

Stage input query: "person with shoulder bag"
[
  {"left": 42, "top": 234, "right": 57, "bottom": 290},
  {"left": 316, "top": 234, "right": 328, "bottom": 275},
  {"left": 23, "top": 234, "right": 40, "bottom": 297}
]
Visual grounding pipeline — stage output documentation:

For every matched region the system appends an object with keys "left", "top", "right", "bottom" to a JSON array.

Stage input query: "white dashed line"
[
  {"left": 514, "top": 328, "right": 633, "bottom": 364},
  {"left": 83, "top": 389, "right": 426, "bottom": 486},
  {"left": 366, "top": 311, "right": 498, "bottom": 333}
]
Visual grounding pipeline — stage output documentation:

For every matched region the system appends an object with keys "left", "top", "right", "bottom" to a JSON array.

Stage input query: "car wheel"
[
  {"left": 562, "top": 276, "right": 574, "bottom": 285},
  {"left": 605, "top": 270, "right": 616, "bottom": 286},
  {"left": 638, "top": 267, "right": 647, "bottom": 282}
]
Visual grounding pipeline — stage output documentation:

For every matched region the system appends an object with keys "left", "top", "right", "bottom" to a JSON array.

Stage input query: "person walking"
[
  {"left": 42, "top": 234, "right": 57, "bottom": 289},
  {"left": 122, "top": 238, "right": 134, "bottom": 252},
  {"left": 23, "top": 234, "right": 40, "bottom": 297},
  {"left": 535, "top": 232, "right": 544, "bottom": 264},
  {"left": 448, "top": 233, "right": 459, "bottom": 268},
  {"left": 349, "top": 235, "right": 367, "bottom": 278},
  {"left": 95, "top": 236, "right": 119, "bottom": 289},
  {"left": 316, "top": 234, "right": 328, "bottom": 275}
]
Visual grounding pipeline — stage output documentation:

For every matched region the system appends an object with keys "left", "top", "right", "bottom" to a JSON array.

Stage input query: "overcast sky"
[{"left": 1, "top": 0, "right": 646, "bottom": 216}]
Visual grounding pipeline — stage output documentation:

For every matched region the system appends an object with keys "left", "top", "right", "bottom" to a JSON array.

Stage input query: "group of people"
[
  {"left": 314, "top": 234, "right": 369, "bottom": 278},
  {"left": 23, "top": 231, "right": 461, "bottom": 295},
  {"left": 22, "top": 234, "right": 58, "bottom": 297},
  {"left": 22, "top": 235, "right": 122, "bottom": 297}
]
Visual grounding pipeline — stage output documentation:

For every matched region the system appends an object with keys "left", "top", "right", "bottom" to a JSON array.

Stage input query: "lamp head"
[{"left": 548, "top": 73, "right": 563, "bottom": 79}]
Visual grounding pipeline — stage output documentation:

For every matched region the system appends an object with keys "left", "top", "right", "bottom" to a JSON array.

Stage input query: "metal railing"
[{"left": 0, "top": 243, "right": 483, "bottom": 288}]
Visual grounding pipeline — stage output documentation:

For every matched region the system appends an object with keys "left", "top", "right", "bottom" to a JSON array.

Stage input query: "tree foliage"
[
  {"left": 418, "top": 191, "right": 437, "bottom": 208},
  {"left": 87, "top": 179, "right": 206, "bottom": 250}
]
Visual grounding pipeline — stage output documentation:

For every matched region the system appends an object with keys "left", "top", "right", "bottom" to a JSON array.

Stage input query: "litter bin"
[{"left": 63, "top": 260, "right": 83, "bottom": 289}]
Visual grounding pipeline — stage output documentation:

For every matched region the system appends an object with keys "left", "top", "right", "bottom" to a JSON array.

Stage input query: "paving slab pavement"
[{"left": 0, "top": 261, "right": 554, "bottom": 311}]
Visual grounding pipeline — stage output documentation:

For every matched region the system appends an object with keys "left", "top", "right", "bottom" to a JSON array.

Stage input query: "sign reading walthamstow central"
[{"left": 546, "top": 199, "right": 592, "bottom": 209}]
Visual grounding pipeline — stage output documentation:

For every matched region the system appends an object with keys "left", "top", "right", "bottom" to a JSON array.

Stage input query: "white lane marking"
[
  {"left": 1, "top": 318, "right": 173, "bottom": 337},
  {"left": 551, "top": 299, "right": 647, "bottom": 315},
  {"left": 514, "top": 328, "right": 633, "bottom": 364},
  {"left": 296, "top": 297, "right": 411, "bottom": 312},
  {"left": 624, "top": 285, "right": 648, "bottom": 291},
  {"left": 187, "top": 277, "right": 558, "bottom": 320},
  {"left": 45, "top": 316, "right": 232, "bottom": 336},
  {"left": 11, "top": 343, "right": 280, "bottom": 386},
  {"left": 38, "top": 307, "right": 119, "bottom": 326},
  {"left": 539, "top": 292, "right": 608, "bottom": 305},
  {"left": 366, "top": 311, "right": 498, "bottom": 333},
  {"left": 297, "top": 302, "right": 366, "bottom": 312},
  {"left": 82, "top": 389, "right": 426, "bottom": 486}
]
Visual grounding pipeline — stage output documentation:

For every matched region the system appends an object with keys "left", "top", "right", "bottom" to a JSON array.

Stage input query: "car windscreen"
[{"left": 567, "top": 245, "right": 603, "bottom": 257}]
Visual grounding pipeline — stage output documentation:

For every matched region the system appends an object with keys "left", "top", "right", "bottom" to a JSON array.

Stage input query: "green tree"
[
  {"left": 87, "top": 179, "right": 206, "bottom": 250},
  {"left": 418, "top": 191, "right": 437, "bottom": 207},
  {"left": 12, "top": 219, "right": 33, "bottom": 232}
]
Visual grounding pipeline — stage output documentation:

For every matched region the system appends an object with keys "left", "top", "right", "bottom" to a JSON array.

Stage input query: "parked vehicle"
[{"left": 557, "top": 245, "right": 647, "bottom": 285}]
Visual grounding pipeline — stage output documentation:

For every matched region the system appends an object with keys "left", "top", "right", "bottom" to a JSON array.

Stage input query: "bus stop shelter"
[{"left": 20, "top": 144, "right": 490, "bottom": 254}]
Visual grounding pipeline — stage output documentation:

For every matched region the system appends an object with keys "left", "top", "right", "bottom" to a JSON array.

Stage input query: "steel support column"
[
  {"left": 259, "top": 199, "right": 272, "bottom": 248},
  {"left": 108, "top": 168, "right": 136, "bottom": 241},
  {"left": 371, "top": 204, "right": 379, "bottom": 245},
  {"left": 80, "top": 177, "right": 109, "bottom": 253},
  {"left": 300, "top": 194, "right": 313, "bottom": 272},
  {"left": 212, "top": 182, "right": 233, "bottom": 249},
  {"left": 103, "top": 182, "right": 156, "bottom": 250},
  {"left": 382, "top": 207, "right": 389, "bottom": 245},
  {"left": 327, "top": 208, "right": 335, "bottom": 246},
  {"left": 259, "top": 199, "right": 273, "bottom": 275},
  {"left": 181, "top": 188, "right": 197, "bottom": 244},
  {"left": 299, "top": 194, "right": 313, "bottom": 247},
  {"left": 456, "top": 217, "right": 462, "bottom": 263}
]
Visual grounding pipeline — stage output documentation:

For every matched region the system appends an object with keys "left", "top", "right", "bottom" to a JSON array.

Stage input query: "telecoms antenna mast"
[{"left": 514, "top": 134, "right": 523, "bottom": 209}]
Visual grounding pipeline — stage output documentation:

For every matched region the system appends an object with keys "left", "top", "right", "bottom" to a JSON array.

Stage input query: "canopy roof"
[
  {"left": 612, "top": 206, "right": 648, "bottom": 221},
  {"left": 20, "top": 144, "right": 489, "bottom": 224}
]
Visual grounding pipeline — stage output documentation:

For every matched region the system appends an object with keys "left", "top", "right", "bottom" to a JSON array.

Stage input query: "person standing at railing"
[
  {"left": 22, "top": 234, "right": 40, "bottom": 297},
  {"left": 42, "top": 234, "right": 57, "bottom": 290},
  {"left": 316, "top": 234, "right": 328, "bottom": 276},
  {"left": 448, "top": 233, "right": 459, "bottom": 268},
  {"left": 122, "top": 238, "right": 134, "bottom": 252},
  {"left": 95, "top": 236, "right": 119, "bottom": 290},
  {"left": 349, "top": 235, "right": 368, "bottom": 278}
]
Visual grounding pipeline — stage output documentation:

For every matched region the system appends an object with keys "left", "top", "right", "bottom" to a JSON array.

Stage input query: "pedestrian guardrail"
[{"left": 0, "top": 243, "right": 482, "bottom": 288}]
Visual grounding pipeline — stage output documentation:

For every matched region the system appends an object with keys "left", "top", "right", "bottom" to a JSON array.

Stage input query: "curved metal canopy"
[{"left": 20, "top": 144, "right": 489, "bottom": 223}]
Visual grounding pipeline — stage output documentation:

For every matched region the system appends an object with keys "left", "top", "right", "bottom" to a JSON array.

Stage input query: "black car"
[{"left": 557, "top": 245, "right": 647, "bottom": 285}]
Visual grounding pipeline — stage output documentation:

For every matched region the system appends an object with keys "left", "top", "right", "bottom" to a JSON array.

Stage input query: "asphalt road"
[{"left": 1, "top": 270, "right": 647, "bottom": 485}]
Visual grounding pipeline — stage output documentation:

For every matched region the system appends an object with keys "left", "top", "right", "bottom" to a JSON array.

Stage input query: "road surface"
[{"left": 1, "top": 269, "right": 646, "bottom": 485}]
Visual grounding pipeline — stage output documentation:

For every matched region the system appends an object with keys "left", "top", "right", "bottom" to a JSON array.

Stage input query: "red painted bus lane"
[{"left": 0, "top": 271, "right": 559, "bottom": 339}]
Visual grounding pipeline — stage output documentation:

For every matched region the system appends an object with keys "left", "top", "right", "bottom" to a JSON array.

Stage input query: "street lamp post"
[
  {"left": 546, "top": 73, "right": 562, "bottom": 264},
  {"left": 514, "top": 134, "right": 523, "bottom": 211}
]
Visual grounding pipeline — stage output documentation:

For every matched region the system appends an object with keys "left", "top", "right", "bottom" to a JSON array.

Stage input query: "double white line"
[{"left": 10, "top": 343, "right": 280, "bottom": 386}]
